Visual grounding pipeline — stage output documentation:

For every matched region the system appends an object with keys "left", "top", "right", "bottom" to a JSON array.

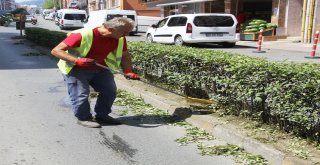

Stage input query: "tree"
[{"left": 43, "top": 0, "right": 62, "bottom": 9}]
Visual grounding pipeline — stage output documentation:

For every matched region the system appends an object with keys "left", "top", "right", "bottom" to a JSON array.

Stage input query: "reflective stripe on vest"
[
  {"left": 105, "top": 37, "right": 124, "bottom": 71},
  {"left": 57, "top": 28, "right": 124, "bottom": 75}
]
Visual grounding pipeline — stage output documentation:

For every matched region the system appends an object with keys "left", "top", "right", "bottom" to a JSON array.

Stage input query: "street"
[
  {"left": 0, "top": 20, "right": 239, "bottom": 164},
  {"left": 1, "top": 15, "right": 319, "bottom": 165}
]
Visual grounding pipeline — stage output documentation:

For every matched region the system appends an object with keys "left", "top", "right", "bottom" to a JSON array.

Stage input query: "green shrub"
[
  {"left": 129, "top": 42, "right": 320, "bottom": 142},
  {"left": 0, "top": 14, "right": 13, "bottom": 26},
  {"left": 25, "top": 27, "right": 66, "bottom": 48}
]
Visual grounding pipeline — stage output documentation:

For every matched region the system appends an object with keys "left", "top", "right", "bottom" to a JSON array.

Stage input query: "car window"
[
  {"left": 64, "top": 14, "right": 86, "bottom": 20},
  {"left": 106, "top": 14, "right": 135, "bottom": 21},
  {"left": 193, "top": 16, "right": 234, "bottom": 27},
  {"left": 167, "top": 17, "right": 187, "bottom": 27},
  {"left": 155, "top": 18, "right": 168, "bottom": 28}
]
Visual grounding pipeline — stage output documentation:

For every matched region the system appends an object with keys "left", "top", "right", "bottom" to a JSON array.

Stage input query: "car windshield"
[
  {"left": 193, "top": 16, "right": 234, "bottom": 27},
  {"left": 64, "top": 14, "right": 86, "bottom": 20},
  {"left": 106, "top": 14, "right": 135, "bottom": 21}
]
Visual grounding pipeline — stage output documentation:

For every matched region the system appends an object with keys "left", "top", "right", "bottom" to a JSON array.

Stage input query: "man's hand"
[
  {"left": 123, "top": 70, "right": 140, "bottom": 80},
  {"left": 74, "top": 58, "right": 95, "bottom": 66}
]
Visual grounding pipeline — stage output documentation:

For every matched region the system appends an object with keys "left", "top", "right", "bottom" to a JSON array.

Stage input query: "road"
[{"left": 0, "top": 21, "right": 238, "bottom": 164}]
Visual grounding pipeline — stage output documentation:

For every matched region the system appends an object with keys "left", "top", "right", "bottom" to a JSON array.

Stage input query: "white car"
[
  {"left": 59, "top": 9, "right": 87, "bottom": 30},
  {"left": 84, "top": 10, "right": 138, "bottom": 35},
  {"left": 44, "top": 13, "right": 54, "bottom": 20},
  {"left": 145, "top": 13, "right": 240, "bottom": 47},
  {"left": 25, "top": 15, "right": 34, "bottom": 22}
]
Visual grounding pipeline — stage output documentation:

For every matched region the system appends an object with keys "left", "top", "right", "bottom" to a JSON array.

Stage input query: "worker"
[{"left": 51, "top": 17, "right": 140, "bottom": 128}]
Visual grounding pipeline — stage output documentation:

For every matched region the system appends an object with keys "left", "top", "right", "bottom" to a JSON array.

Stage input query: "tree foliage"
[
  {"left": 42, "top": 0, "right": 53, "bottom": 9},
  {"left": 42, "top": 0, "right": 59, "bottom": 9}
]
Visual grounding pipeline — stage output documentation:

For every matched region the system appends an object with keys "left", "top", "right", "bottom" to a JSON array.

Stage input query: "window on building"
[
  {"left": 111, "top": 0, "right": 115, "bottom": 7},
  {"left": 204, "top": 1, "right": 224, "bottom": 13},
  {"left": 181, "top": 4, "right": 193, "bottom": 14},
  {"left": 194, "top": 3, "right": 200, "bottom": 13},
  {"left": 164, "top": 5, "right": 178, "bottom": 16}
]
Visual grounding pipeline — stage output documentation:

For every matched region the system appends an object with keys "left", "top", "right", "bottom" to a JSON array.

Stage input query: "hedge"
[
  {"left": 129, "top": 42, "right": 320, "bottom": 142},
  {"left": 24, "top": 27, "right": 320, "bottom": 142},
  {"left": 25, "top": 27, "right": 66, "bottom": 48}
]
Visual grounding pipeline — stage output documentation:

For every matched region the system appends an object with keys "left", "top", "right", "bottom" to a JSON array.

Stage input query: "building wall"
[
  {"left": 122, "top": 0, "right": 160, "bottom": 16},
  {"left": 286, "top": 0, "right": 303, "bottom": 37},
  {"left": 86, "top": 0, "right": 160, "bottom": 16},
  {"left": 271, "top": 0, "right": 287, "bottom": 36},
  {"left": 224, "top": 0, "right": 231, "bottom": 14},
  {"left": 315, "top": 0, "right": 320, "bottom": 33}
]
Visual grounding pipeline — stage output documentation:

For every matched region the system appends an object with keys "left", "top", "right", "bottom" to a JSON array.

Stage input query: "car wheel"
[
  {"left": 60, "top": 26, "right": 64, "bottom": 30},
  {"left": 221, "top": 42, "right": 236, "bottom": 48},
  {"left": 146, "top": 34, "right": 153, "bottom": 43},
  {"left": 174, "top": 35, "right": 184, "bottom": 46}
]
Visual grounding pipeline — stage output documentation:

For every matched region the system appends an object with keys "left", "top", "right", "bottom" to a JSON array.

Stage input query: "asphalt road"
[{"left": 0, "top": 22, "right": 239, "bottom": 164}]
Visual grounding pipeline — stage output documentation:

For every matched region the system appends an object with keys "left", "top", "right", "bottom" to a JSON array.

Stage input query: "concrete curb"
[{"left": 114, "top": 75, "right": 313, "bottom": 165}]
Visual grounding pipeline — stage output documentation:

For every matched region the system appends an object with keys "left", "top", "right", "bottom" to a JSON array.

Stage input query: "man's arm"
[
  {"left": 51, "top": 42, "right": 78, "bottom": 64},
  {"left": 121, "top": 50, "right": 133, "bottom": 71},
  {"left": 121, "top": 50, "right": 140, "bottom": 80}
]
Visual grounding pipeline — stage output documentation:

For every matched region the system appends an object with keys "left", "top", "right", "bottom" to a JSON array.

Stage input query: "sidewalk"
[
  {"left": 227, "top": 38, "right": 320, "bottom": 63},
  {"left": 237, "top": 39, "right": 313, "bottom": 53},
  {"left": 114, "top": 75, "right": 318, "bottom": 165}
]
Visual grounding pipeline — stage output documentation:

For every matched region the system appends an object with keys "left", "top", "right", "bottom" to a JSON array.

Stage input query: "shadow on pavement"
[
  {"left": 116, "top": 107, "right": 193, "bottom": 128},
  {"left": 0, "top": 31, "right": 58, "bottom": 70}
]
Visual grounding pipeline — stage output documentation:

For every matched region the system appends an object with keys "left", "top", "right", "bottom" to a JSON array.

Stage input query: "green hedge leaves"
[
  {"left": 25, "top": 27, "right": 66, "bottom": 48},
  {"left": 129, "top": 42, "right": 320, "bottom": 142}
]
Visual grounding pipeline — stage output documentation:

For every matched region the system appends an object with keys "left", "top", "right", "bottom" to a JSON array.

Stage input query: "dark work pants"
[{"left": 63, "top": 68, "right": 117, "bottom": 120}]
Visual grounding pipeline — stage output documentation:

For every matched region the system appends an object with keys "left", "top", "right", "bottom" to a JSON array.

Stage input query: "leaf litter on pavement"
[{"left": 90, "top": 89, "right": 270, "bottom": 165}]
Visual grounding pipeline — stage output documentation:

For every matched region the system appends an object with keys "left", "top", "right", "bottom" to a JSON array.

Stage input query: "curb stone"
[{"left": 114, "top": 75, "right": 313, "bottom": 165}]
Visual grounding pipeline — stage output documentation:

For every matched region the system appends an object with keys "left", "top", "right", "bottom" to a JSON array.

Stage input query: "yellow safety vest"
[{"left": 57, "top": 28, "right": 124, "bottom": 75}]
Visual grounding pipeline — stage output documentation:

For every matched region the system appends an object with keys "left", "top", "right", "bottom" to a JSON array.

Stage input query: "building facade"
[
  {"left": 141, "top": 0, "right": 320, "bottom": 43},
  {"left": 86, "top": 0, "right": 160, "bottom": 16},
  {"left": 0, "top": 0, "right": 16, "bottom": 11},
  {"left": 62, "top": 0, "right": 319, "bottom": 43}
]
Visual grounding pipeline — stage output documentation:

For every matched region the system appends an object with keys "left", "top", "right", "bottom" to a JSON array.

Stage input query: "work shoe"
[
  {"left": 94, "top": 115, "right": 122, "bottom": 125},
  {"left": 77, "top": 119, "right": 101, "bottom": 128}
]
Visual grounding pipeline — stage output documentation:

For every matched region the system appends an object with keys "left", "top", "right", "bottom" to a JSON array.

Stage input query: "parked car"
[
  {"left": 145, "top": 13, "right": 240, "bottom": 47},
  {"left": 84, "top": 10, "right": 138, "bottom": 35},
  {"left": 25, "top": 15, "right": 34, "bottom": 22},
  {"left": 68, "top": 1, "right": 80, "bottom": 9},
  {"left": 59, "top": 9, "right": 87, "bottom": 30},
  {"left": 44, "top": 13, "right": 54, "bottom": 20}
]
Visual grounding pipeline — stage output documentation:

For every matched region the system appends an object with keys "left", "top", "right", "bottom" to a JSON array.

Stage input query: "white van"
[
  {"left": 84, "top": 10, "right": 138, "bottom": 35},
  {"left": 146, "top": 13, "right": 240, "bottom": 47},
  {"left": 137, "top": 16, "right": 162, "bottom": 33},
  {"left": 58, "top": 9, "right": 87, "bottom": 30}
]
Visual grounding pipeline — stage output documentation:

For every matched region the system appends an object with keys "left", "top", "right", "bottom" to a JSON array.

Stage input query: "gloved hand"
[
  {"left": 123, "top": 70, "right": 140, "bottom": 80},
  {"left": 74, "top": 58, "right": 95, "bottom": 66}
]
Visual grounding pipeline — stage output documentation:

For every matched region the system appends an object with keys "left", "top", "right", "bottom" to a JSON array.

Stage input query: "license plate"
[{"left": 205, "top": 33, "right": 223, "bottom": 37}]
